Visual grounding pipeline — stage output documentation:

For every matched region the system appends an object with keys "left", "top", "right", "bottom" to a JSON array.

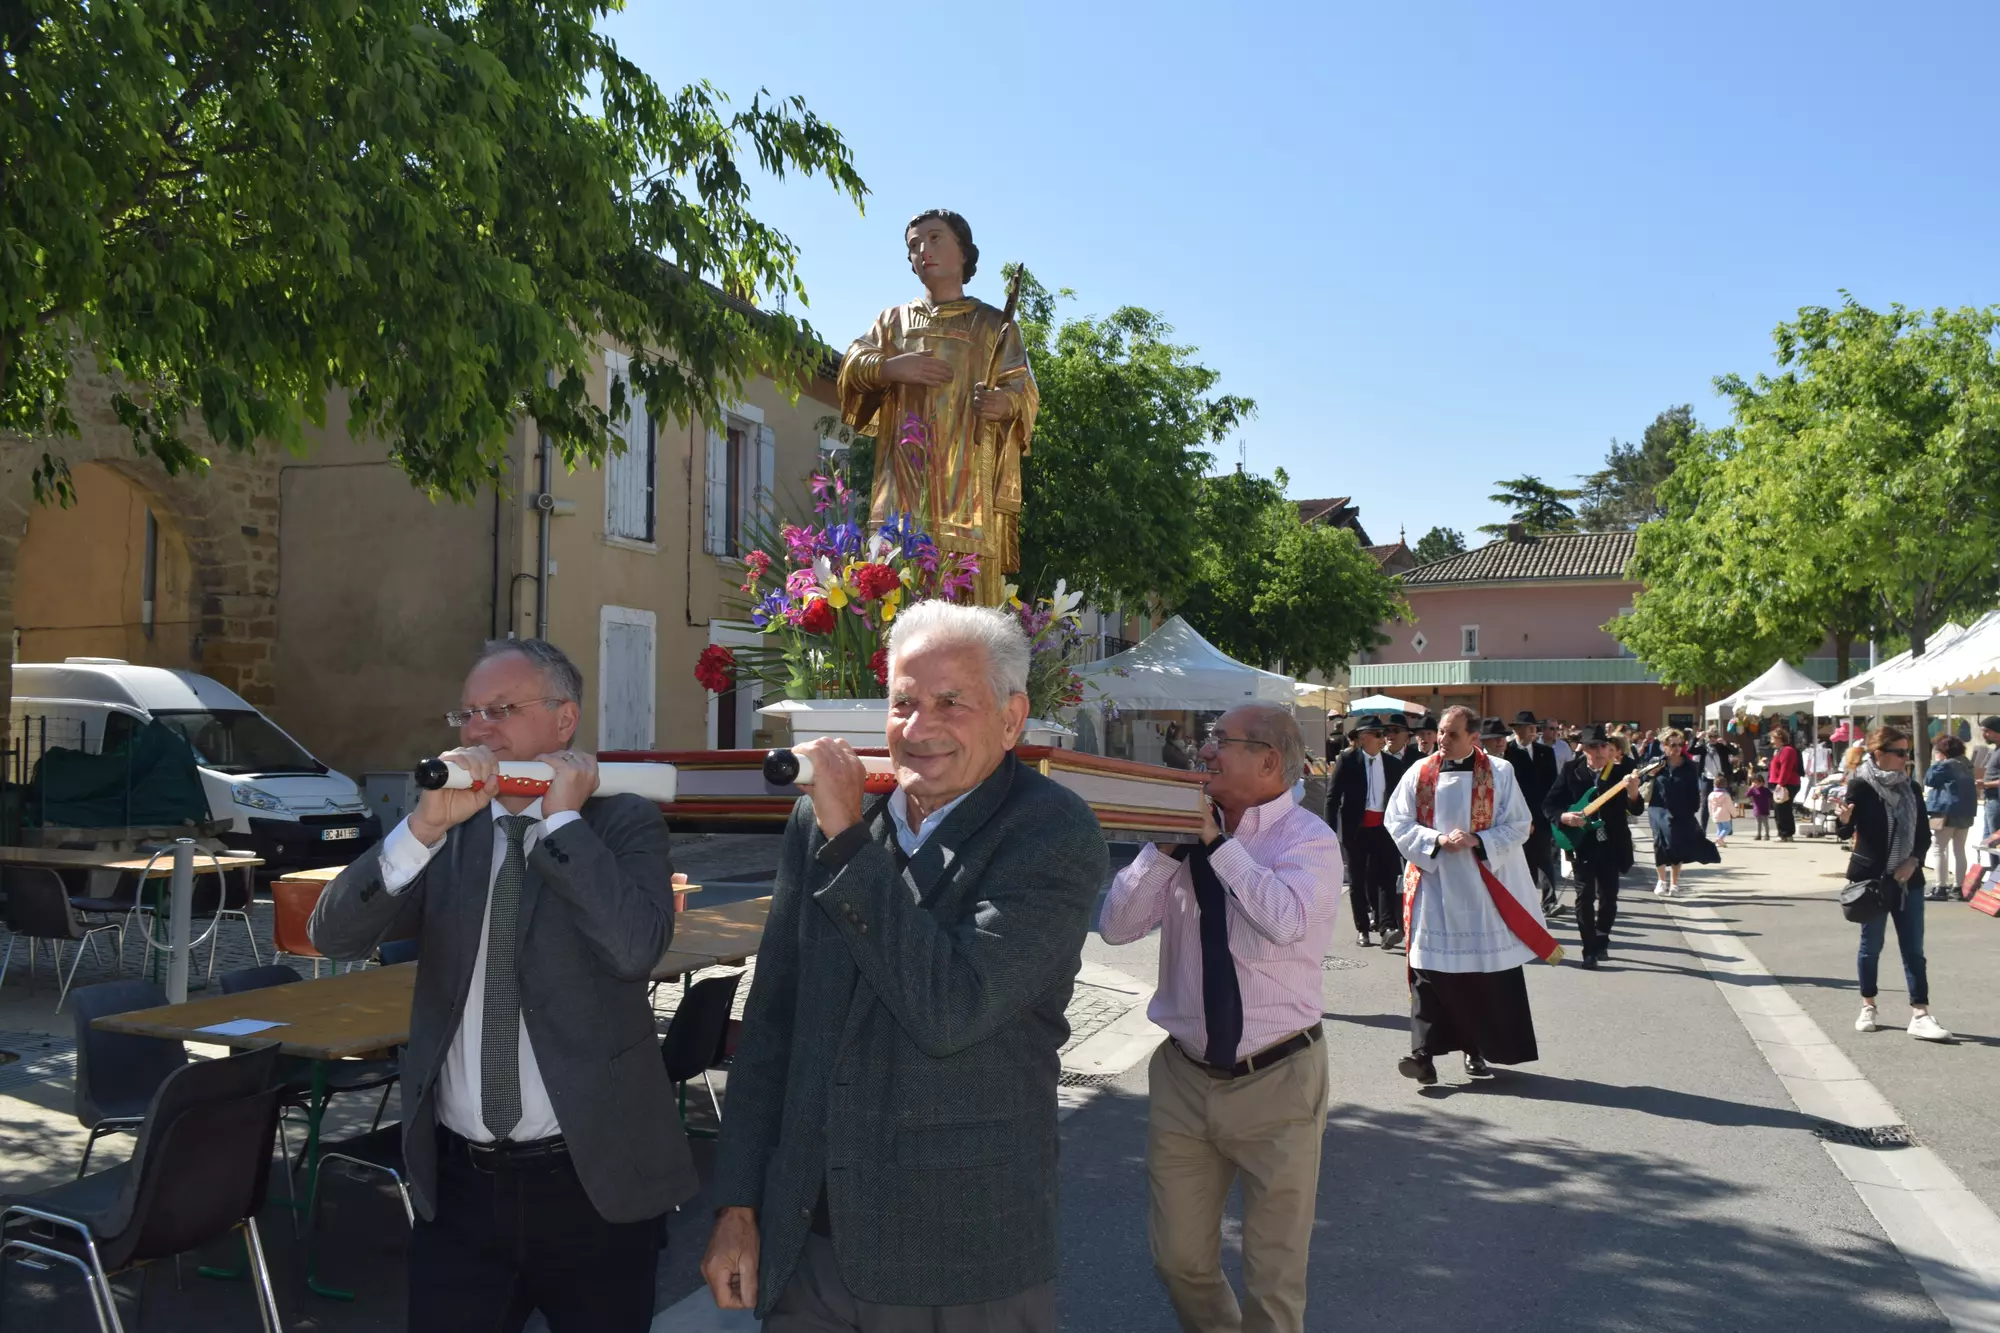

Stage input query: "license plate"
[{"left": 321, "top": 827, "right": 361, "bottom": 841}]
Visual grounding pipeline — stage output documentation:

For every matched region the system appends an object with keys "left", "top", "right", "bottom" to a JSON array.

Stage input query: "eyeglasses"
[
  {"left": 1880, "top": 747, "right": 1911, "bottom": 758},
  {"left": 1205, "top": 732, "right": 1273, "bottom": 751},
  {"left": 445, "top": 698, "right": 562, "bottom": 727}
]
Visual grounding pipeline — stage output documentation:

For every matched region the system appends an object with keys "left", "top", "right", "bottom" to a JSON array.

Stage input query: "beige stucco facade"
[{"left": 5, "top": 343, "right": 838, "bottom": 782}]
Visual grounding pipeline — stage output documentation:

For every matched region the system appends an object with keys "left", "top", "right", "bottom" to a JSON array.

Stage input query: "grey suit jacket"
[
  {"left": 308, "top": 794, "right": 696, "bottom": 1223},
  {"left": 712, "top": 752, "right": 1107, "bottom": 1313}
]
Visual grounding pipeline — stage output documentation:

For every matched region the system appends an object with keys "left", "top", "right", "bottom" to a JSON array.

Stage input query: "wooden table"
[
  {"left": 94, "top": 960, "right": 414, "bottom": 1059},
  {"left": 653, "top": 896, "right": 770, "bottom": 980},
  {"left": 95, "top": 963, "right": 415, "bottom": 1298},
  {"left": 0, "top": 845, "right": 263, "bottom": 875}
]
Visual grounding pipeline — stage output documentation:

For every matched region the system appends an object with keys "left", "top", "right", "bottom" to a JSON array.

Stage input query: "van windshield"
[{"left": 149, "top": 710, "right": 326, "bottom": 775}]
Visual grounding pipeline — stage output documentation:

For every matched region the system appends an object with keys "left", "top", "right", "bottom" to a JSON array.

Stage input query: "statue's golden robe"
[{"left": 837, "top": 297, "right": 1037, "bottom": 605}]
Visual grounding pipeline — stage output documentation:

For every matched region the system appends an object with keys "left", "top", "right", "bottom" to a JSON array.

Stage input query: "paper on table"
[{"left": 196, "top": 1018, "right": 289, "bottom": 1037}]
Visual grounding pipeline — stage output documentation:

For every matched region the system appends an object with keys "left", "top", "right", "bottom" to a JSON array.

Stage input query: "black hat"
[
  {"left": 1512, "top": 709, "right": 1540, "bottom": 727},
  {"left": 1382, "top": 715, "right": 1411, "bottom": 732},
  {"left": 1577, "top": 723, "right": 1613, "bottom": 745},
  {"left": 1415, "top": 713, "right": 1439, "bottom": 732},
  {"left": 1478, "top": 716, "right": 1510, "bottom": 740},
  {"left": 1982, "top": 716, "right": 2000, "bottom": 734},
  {"left": 1345, "top": 715, "right": 1388, "bottom": 740}
]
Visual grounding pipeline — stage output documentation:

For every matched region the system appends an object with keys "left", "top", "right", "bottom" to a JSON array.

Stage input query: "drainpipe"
[{"left": 536, "top": 430, "right": 551, "bottom": 640}]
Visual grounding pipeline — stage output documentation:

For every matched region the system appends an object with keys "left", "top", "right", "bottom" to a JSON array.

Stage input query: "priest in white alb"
[{"left": 1384, "top": 705, "right": 1563, "bottom": 1086}]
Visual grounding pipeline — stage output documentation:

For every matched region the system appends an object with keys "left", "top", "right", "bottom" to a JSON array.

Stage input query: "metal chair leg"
[
  {"left": 57, "top": 940, "right": 85, "bottom": 1013},
  {"left": 242, "top": 1217, "right": 281, "bottom": 1333},
  {"left": 0, "top": 935, "right": 14, "bottom": 989},
  {"left": 702, "top": 1070, "right": 723, "bottom": 1122},
  {"left": 369, "top": 1082, "right": 395, "bottom": 1134}
]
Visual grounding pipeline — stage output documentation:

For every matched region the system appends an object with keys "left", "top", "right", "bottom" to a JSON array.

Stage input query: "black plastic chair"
[
  {"left": 69, "top": 980, "right": 188, "bottom": 1179},
  {"left": 659, "top": 972, "right": 742, "bottom": 1138},
  {"left": 0, "top": 1043, "right": 285, "bottom": 1332},
  {"left": 1, "top": 866, "right": 124, "bottom": 1011}
]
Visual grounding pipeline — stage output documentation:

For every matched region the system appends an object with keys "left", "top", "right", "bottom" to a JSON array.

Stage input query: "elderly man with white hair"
[
  {"left": 702, "top": 601, "right": 1106, "bottom": 1331},
  {"left": 1100, "top": 701, "right": 1341, "bottom": 1333}
]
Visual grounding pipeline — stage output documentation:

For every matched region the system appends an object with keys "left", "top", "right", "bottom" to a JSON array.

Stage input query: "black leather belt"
[
  {"left": 441, "top": 1127, "right": 570, "bottom": 1172},
  {"left": 1179, "top": 1025, "right": 1323, "bottom": 1080}
]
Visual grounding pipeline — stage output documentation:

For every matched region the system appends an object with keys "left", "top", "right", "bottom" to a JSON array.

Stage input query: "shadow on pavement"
[{"left": 1059, "top": 1085, "right": 1946, "bottom": 1332}]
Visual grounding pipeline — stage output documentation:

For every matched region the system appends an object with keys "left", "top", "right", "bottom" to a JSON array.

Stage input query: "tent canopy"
[
  {"left": 1706, "top": 660, "right": 1825, "bottom": 722},
  {"left": 1880, "top": 610, "right": 2000, "bottom": 699},
  {"left": 1075, "top": 616, "right": 1296, "bottom": 711},
  {"left": 1345, "top": 693, "right": 1426, "bottom": 717}
]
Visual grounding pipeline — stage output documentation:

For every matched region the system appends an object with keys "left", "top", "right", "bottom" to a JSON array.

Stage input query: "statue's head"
[{"left": 906, "top": 209, "right": 978, "bottom": 285}]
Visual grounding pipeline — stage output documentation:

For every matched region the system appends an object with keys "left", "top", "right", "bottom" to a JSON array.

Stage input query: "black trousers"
[
  {"left": 1573, "top": 855, "right": 1621, "bottom": 949},
  {"left": 409, "top": 1130, "right": 664, "bottom": 1333},
  {"left": 1342, "top": 822, "right": 1402, "bottom": 933},
  {"left": 1774, "top": 785, "right": 1799, "bottom": 839}
]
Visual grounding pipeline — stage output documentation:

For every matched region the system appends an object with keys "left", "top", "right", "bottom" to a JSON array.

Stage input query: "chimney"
[{"left": 1506, "top": 522, "right": 1526, "bottom": 542}]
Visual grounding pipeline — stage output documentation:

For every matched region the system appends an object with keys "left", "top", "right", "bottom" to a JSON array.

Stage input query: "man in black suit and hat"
[
  {"left": 1383, "top": 716, "right": 1417, "bottom": 769},
  {"left": 1543, "top": 724, "right": 1644, "bottom": 969},
  {"left": 1506, "top": 710, "right": 1562, "bottom": 915},
  {"left": 1413, "top": 714, "right": 1439, "bottom": 762},
  {"left": 1328, "top": 715, "right": 1406, "bottom": 947},
  {"left": 1477, "top": 716, "right": 1511, "bottom": 757}
]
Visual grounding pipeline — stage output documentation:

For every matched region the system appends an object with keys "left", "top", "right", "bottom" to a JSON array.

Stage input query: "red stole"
[{"left": 1403, "top": 749, "right": 1564, "bottom": 965}]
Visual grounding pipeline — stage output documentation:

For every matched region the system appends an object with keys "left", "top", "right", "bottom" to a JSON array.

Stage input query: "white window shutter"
[
  {"left": 598, "top": 606, "right": 657, "bottom": 750},
  {"left": 604, "top": 350, "right": 654, "bottom": 541},
  {"left": 703, "top": 426, "right": 730, "bottom": 555},
  {"left": 754, "top": 423, "right": 776, "bottom": 532}
]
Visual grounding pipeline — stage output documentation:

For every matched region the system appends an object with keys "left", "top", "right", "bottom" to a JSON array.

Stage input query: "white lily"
[{"left": 1049, "top": 577, "right": 1084, "bottom": 621}]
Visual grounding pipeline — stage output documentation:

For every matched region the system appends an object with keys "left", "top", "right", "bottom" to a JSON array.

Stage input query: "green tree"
[
  {"left": 1478, "top": 474, "right": 1580, "bottom": 537},
  {"left": 2, "top": 0, "right": 866, "bottom": 500},
  {"left": 1014, "top": 271, "right": 1252, "bottom": 604},
  {"left": 1174, "top": 469, "right": 1401, "bottom": 676},
  {"left": 1577, "top": 405, "right": 1695, "bottom": 529},
  {"left": 1720, "top": 299, "right": 2000, "bottom": 762},
  {"left": 1411, "top": 525, "right": 1466, "bottom": 566}
]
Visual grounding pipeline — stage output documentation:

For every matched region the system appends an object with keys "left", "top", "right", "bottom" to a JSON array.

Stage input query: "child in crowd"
[
  {"left": 1708, "top": 783, "right": 1736, "bottom": 845},
  {"left": 1749, "top": 774, "right": 1774, "bottom": 839}
]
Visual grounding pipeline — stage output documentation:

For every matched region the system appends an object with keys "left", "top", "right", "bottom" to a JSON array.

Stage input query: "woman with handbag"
[
  {"left": 1837, "top": 727, "right": 1952, "bottom": 1041},
  {"left": 1923, "top": 734, "right": 1976, "bottom": 900},
  {"left": 1768, "top": 727, "right": 1803, "bottom": 842}
]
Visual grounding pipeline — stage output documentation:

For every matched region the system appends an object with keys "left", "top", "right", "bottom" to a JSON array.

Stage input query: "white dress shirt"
[
  {"left": 1364, "top": 752, "right": 1387, "bottom": 811},
  {"left": 377, "top": 799, "right": 580, "bottom": 1143}
]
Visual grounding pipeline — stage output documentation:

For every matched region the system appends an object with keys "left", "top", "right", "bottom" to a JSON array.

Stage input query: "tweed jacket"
[
  {"left": 307, "top": 793, "right": 695, "bottom": 1224},
  {"left": 712, "top": 752, "right": 1107, "bottom": 1313}
]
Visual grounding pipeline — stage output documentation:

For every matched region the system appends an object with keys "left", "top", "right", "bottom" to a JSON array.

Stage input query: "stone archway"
[{"left": 0, "top": 363, "right": 281, "bottom": 707}]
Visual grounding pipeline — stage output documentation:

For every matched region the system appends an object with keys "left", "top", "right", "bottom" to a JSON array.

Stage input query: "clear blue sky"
[{"left": 604, "top": 1, "right": 2000, "bottom": 548}]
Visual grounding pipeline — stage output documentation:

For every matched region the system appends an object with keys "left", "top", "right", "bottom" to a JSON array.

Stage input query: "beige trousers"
[{"left": 1146, "top": 1037, "right": 1331, "bottom": 1333}]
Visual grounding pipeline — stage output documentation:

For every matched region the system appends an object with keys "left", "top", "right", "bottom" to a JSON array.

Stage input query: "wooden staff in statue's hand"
[{"left": 972, "top": 266, "right": 1025, "bottom": 423}]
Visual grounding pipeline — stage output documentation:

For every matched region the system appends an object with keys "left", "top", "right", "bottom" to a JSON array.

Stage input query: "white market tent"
[
  {"left": 1074, "top": 616, "right": 1297, "bottom": 711},
  {"left": 1345, "top": 693, "right": 1426, "bottom": 717},
  {"left": 1810, "top": 623, "right": 1967, "bottom": 717},
  {"left": 1705, "top": 660, "right": 1825, "bottom": 723},
  {"left": 1875, "top": 610, "right": 2000, "bottom": 702}
]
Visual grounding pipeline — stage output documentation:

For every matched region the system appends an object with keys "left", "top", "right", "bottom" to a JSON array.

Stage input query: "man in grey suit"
[
  {"left": 310, "top": 638, "right": 691, "bottom": 1331},
  {"left": 701, "top": 601, "right": 1107, "bottom": 1330}
]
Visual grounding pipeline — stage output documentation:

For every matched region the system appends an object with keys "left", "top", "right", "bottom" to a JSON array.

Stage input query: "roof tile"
[{"left": 1402, "top": 531, "right": 1636, "bottom": 585}]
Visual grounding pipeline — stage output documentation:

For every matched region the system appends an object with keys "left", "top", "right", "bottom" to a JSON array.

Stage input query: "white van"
[{"left": 12, "top": 658, "right": 380, "bottom": 870}]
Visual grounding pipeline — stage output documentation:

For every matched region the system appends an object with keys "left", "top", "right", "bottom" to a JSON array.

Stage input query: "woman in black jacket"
[
  {"left": 1648, "top": 729, "right": 1718, "bottom": 896},
  {"left": 1836, "top": 726, "right": 1951, "bottom": 1042}
]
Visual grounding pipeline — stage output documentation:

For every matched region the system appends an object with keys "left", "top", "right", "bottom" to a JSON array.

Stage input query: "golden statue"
[{"left": 837, "top": 210, "right": 1038, "bottom": 606}]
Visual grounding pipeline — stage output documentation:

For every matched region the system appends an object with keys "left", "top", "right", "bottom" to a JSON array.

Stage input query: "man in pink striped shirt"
[{"left": 1100, "top": 702, "right": 1342, "bottom": 1333}]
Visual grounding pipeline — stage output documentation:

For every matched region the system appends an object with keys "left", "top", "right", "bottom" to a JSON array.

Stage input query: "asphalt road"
[{"left": 1064, "top": 840, "right": 1962, "bottom": 1331}]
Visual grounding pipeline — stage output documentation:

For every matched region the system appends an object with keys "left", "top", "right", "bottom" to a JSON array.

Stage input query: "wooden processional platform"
[{"left": 598, "top": 747, "right": 1210, "bottom": 843}]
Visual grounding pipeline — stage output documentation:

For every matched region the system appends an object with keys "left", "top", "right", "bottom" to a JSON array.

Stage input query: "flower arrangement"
[
  {"left": 1010, "top": 578, "right": 1097, "bottom": 722},
  {"left": 699, "top": 457, "right": 983, "bottom": 702}
]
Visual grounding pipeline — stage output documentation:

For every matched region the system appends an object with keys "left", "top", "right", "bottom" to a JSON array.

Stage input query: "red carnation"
[
  {"left": 850, "top": 562, "right": 902, "bottom": 601},
  {"left": 799, "top": 597, "right": 837, "bottom": 635},
  {"left": 694, "top": 644, "right": 736, "bottom": 694},
  {"left": 870, "top": 646, "right": 889, "bottom": 686}
]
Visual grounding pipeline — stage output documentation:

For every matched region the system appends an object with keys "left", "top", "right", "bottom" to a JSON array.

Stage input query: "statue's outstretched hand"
[{"left": 883, "top": 351, "right": 954, "bottom": 386}]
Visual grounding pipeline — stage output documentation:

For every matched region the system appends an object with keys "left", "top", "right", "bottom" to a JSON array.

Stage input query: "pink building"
[{"left": 1350, "top": 530, "right": 1837, "bottom": 728}]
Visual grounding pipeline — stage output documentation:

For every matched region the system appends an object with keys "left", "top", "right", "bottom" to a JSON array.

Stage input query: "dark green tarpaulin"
[{"left": 26, "top": 720, "right": 211, "bottom": 828}]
